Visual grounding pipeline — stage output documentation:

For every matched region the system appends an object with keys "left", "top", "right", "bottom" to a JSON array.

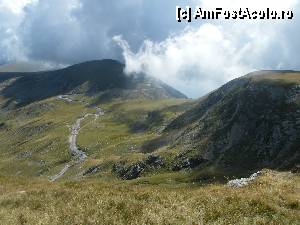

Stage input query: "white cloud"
[
  {"left": 114, "top": 25, "right": 253, "bottom": 97},
  {"left": 0, "top": 0, "right": 37, "bottom": 14},
  {"left": 114, "top": 0, "right": 300, "bottom": 98},
  {"left": 0, "top": 0, "right": 35, "bottom": 63},
  {"left": 200, "top": 0, "right": 296, "bottom": 11}
]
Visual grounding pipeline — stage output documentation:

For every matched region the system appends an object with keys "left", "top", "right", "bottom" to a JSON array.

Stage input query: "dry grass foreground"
[{"left": 0, "top": 170, "right": 299, "bottom": 225}]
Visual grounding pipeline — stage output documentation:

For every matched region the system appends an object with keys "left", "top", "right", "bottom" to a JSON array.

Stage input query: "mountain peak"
[
  {"left": 0, "top": 59, "right": 186, "bottom": 107},
  {"left": 67, "top": 59, "right": 124, "bottom": 70}
]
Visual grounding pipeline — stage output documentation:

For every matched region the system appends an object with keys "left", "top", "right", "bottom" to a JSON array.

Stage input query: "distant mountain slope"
[
  {"left": 0, "top": 62, "right": 56, "bottom": 73},
  {"left": 0, "top": 59, "right": 186, "bottom": 107},
  {"left": 165, "top": 71, "right": 300, "bottom": 172},
  {"left": 0, "top": 67, "right": 299, "bottom": 182}
]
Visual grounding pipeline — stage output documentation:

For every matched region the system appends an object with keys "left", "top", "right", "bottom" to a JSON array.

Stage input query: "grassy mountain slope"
[
  {"left": 0, "top": 59, "right": 190, "bottom": 179},
  {"left": 0, "top": 68, "right": 299, "bottom": 180},
  {"left": 0, "top": 170, "right": 299, "bottom": 225},
  {"left": 0, "top": 64, "right": 299, "bottom": 224},
  {"left": 0, "top": 59, "right": 186, "bottom": 108},
  {"left": 164, "top": 71, "right": 300, "bottom": 174}
]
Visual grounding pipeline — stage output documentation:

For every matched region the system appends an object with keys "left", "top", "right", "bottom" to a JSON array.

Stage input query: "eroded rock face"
[
  {"left": 172, "top": 156, "right": 208, "bottom": 171},
  {"left": 113, "top": 162, "right": 146, "bottom": 180},
  {"left": 206, "top": 82, "right": 300, "bottom": 170},
  {"left": 16, "top": 151, "right": 32, "bottom": 159},
  {"left": 166, "top": 74, "right": 300, "bottom": 172},
  {"left": 291, "top": 165, "right": 300, "bottom": 173},
  {"left": 145, "top": 155, "right": 165, "bottom": 169},
  {"left": 83, "top": 165, "right": 102, "bottom": 176},
  {"left": 112, "top": 155, "right": 165, "bottom": 180}
]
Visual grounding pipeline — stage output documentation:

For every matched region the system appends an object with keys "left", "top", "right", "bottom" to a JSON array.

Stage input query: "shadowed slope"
[
  {"left": 0, "top": 59, "right": 186, "bottom": 107},
  {"left": 165, "top": 71, "right": 300, "bottom": 171}
]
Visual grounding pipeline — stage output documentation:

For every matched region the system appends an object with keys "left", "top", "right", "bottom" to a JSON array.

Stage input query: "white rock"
[{"left": 227, "top": 171, "right": 261, "bottom": 188}]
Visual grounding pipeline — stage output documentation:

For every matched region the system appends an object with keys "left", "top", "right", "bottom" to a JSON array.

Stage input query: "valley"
[{"left": 0, "top": 60, "right": 299, "bottom": 224}]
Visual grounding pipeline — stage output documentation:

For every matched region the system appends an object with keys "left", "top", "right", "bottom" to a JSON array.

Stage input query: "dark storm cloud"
[{"left": 17, "top": 0, "right": 190, "bottom": 65}]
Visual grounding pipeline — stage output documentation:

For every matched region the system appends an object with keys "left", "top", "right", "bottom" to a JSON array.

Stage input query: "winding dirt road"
[{"left": 50, "top": 106, "right": 103, "bottom": 181}]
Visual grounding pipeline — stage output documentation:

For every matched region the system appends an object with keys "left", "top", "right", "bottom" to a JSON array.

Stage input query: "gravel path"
[{"left": 50, "top": 107, "right": 103, "bottom": 181}]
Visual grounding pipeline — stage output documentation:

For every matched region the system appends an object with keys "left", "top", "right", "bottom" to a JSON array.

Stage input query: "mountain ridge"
[
  {"left": 0, "top": 63, "right": 299, "bottom": 181},
  {"left": 0, "top": 59, "right": 187, "bottom": 108},
  {"left": 163, "top": 71, "right": 300, "bottom": 173}
]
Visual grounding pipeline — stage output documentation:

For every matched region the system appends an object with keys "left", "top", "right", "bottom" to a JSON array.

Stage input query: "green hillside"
[
  {"left": 0, "top": 60, "right": 190, "bottom": 180},
  {"left": 0, "top": 64, "right": 299, "bottom": 181},
  {"left": 1, "top": 170, "right": 299, "bottom": 225},
  {"left": 163, "top": 71, "right": 300, "bottom": 175},
  {"left": 0, "top": 59, "right": 186, "bottom": 108},
  {"left": 0, "top": 62, "right": 299, "bottom": 224}
]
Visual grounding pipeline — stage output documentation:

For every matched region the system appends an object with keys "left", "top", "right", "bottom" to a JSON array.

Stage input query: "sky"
[{"left": 0, "top": 0, "right": 299, "bottom": 98}]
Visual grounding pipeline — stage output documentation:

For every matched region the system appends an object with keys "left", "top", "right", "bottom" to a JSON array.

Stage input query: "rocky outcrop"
[
  {"left": 83, "top": 165, "right": 102, "bottom": 176},
  {"left": 113, "top": 162, "right": 146, "bottom": 180},
  {"left": 172, "top": 156, "right": 208, "bottom": 171},
  {"left": 228, "top": 171, "right": 262, "bottom": 188},
  {"left": 112, "top": 155, "right": 165, "bottom": 180},
  {"left": 291, "top": 164, "right": 300, "bottom": 173}
]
